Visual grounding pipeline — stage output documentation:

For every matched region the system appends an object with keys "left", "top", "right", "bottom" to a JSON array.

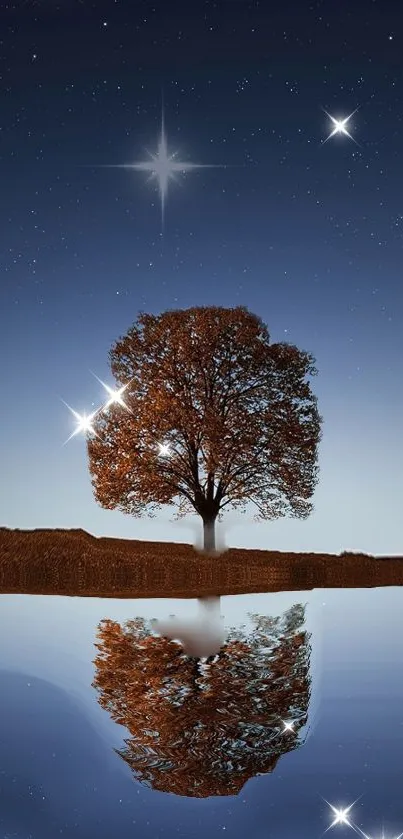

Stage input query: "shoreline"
[{"left": 1, "top": 526, "right": 402, "bottom": 598}]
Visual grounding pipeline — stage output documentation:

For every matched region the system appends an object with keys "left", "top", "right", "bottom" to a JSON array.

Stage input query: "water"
[{"left": 0, "top": 587, "right": 402, "bottom": 838}]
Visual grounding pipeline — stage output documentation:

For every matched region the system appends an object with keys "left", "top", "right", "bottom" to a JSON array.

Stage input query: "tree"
[
  {"left": 87, "top": 306, "right": 322, "bottom": 553},
  {"left": 92, "top": 603, "right": 311, "bottom": 797}
]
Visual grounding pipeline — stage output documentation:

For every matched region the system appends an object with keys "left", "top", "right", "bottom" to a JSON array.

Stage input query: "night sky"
[{"left": 1, "top": 0, "right": 402, "bottom": 555}]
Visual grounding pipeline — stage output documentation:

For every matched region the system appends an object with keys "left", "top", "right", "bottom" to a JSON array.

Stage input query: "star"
[
  {"left": 322, "top": 108, "right": 360, "bottom": 145},
  {"left": 282, "top": 720, "right": 295, "bottom": 732},
  {"left": 157, "top": 442, "right": 171, "bottom": 457},
  {"left": 104, "top": 105, "right": 227, "bottom": 228},
  {"left": 61, "top": 400, "right": 99, "bottom": 445},
  {"left": 90, "top": 371, "right": 132, "bottom": 412}
]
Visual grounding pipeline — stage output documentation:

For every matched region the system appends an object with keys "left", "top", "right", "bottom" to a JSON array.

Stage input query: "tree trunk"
[
  {"left": 197, "top": 596, "right": 221, "bottom": 618},
  {"left": 203, "top": 517, "right": 216, "bottom": 553}
]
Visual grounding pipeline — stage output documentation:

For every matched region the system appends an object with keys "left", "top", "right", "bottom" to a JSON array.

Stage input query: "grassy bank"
[{"left": 0, "top": 526, "right": 402, "bottom": 598}]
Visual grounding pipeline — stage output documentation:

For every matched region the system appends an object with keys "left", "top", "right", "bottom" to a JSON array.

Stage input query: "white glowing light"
[
  {"left": 61, "top": 400, "right": 99, "bottom": 445},
  {"left": 103, "top": 106, "right": 226, "bottom": 227},
  {"left": 363, "top": 831, "right": 403, "bottom": 839},
  {"left": 157, "top": 442, "right": 171, "bottom": 457},
  {"left": 330, "top": 806, "right": 354, "bottom": 827},
  {"left": 322, "top": 798, "right": 403, "bottom": 839},
  {"left": 322, "top": 797, "right": 364, "bottom": 834},
  {"left": 322, "top": 108, "right": 360, "bottom": 145},
  {"left": 90, "top": 372, "right": 131, "bottom": 412},
  {"left": 282, "top": 720, "right": 294, "bottom": 732}
]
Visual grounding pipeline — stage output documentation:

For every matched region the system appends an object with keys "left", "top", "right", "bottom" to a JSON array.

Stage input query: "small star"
[{"left": 282, "top": 720, "right": 294, "bottom": 732}]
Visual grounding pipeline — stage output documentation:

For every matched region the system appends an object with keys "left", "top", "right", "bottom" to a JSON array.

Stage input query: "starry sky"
[{"left": 1, "top": 0, "right": 402, "bottom": 555}]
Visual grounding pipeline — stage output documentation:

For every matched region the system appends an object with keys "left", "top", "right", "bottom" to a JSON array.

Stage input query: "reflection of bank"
[{"left": 92, "top": 593, "right": 318, "bottom": 798}]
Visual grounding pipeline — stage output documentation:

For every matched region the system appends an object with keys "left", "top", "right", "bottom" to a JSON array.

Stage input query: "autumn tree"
[
  {"left": 92, "top": 603, "right": 311, "bottom": 797},
  {"left": 87, "top": 306, "right": 322, "bottom": 552}
]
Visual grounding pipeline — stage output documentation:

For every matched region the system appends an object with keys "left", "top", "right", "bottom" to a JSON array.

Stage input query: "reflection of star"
[
  {"left": 322, "top": 107, "right": 360, "bottom": 145},
  {"left": 328, "top": 804, "right": 354, "bottom": 827},
  {"left": 107, "top": 107, "right": 226, "bottom": 227},
  {"left": 322, "top": 797, "right": 363, "bottom": 834},
  {"left": 322, "top": 800, "right": 403, "bottom": 839},
  {"left": 356, "top": 830, "right": 403, "bottom": 839}
]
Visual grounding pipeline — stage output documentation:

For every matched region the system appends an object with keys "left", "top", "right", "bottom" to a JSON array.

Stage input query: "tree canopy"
[{"left": 87, "top": 305, "right": 322, "bottom": 550}]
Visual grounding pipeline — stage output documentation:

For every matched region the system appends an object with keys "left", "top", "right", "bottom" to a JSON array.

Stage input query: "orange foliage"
[
  {"left": 87, "top": 306, "right": 322, "bottom": 534},
  {"left": 92, "top": 604, "right": 311, "bottom": 797}
]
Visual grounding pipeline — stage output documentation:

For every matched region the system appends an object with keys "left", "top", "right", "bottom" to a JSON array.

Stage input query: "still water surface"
[{"left": 0, "top": 587, "right": 402, "bottom": 838}]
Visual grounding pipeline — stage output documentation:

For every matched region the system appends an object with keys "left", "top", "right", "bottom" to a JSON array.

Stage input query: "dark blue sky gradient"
[{"left": 1, "top": 0, "right": 402, "bottom": 552}]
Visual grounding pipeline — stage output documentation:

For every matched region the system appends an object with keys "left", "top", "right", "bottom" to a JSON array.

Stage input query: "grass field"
[{"left": 0, "top": 526, "right": 402, "bottom": 598}]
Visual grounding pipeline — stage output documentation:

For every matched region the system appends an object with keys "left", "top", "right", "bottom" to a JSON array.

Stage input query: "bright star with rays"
[
  {"left": 322, "top": 107, "right": 360, "bottom": 145},
  {"left": 90, "top": 371, "right": 131, "bottom": 412},
  {"left": 282, "top": 720, "right": 294, "bottom": 732},
  {"left": 61, "top": 400, "right": 99, "bottom": 445},
  {"left": 330, "top": 818, "right": 403, "bottom": 839},
  {"left": 322, "top": 797, "right": 363, "bottom": 833},
  {"left": 321, "top": 797, "right": 403, "bottom": 839},
  {"left": 157, "top": 442, "right": 171, "bottom": 457},
  {"left": 330, "top": 806, "right": 353, "bottom": 827},
  {"left": 103, "top": 106, "right": 226, "bottom": 227}
]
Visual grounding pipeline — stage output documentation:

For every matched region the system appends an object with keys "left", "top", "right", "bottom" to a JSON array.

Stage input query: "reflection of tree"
[{"left": 92, "top": 604, "right": 311, "bottom": 798}]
